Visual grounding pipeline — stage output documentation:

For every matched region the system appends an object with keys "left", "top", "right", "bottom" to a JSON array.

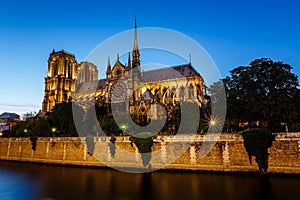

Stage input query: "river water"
[{"left": 0, "top": 161, "right": 299, "bottom": 200}]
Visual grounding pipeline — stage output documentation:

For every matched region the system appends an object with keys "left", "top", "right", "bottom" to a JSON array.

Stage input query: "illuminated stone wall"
[{"left": 0, "top": 133, "right": 299, "bottom": 174}]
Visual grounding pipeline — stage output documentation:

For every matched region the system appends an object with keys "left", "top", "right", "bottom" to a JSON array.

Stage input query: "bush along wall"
[
  {"left": 109, "top": 135, "right": 116, "bottom": 158},
  {"left": 30, "top": 135, "right": 38, "bottom": 151},
  {"left": 85, "top": 134, "right": 95, "bottom": 155},
  {"left": 242, "top": 128, "right": 275, "bottom": 173},
  {"left": 130, "top": 132, "right": 155, "bottom": 167}
]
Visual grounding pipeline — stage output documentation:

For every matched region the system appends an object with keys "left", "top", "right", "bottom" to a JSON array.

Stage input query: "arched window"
[
  {"left": 53, "top": 62, "right": 57, "bottom": 76},
  {"left": 180, "top": 86, "right": 185, "bottom": 100},
  {"left": 77, "top": 71, "right": 81, "bottom": 82},
  {"left": 188, "top": 85, "right": 194, "bottom": 99},
  {"left": 64, "top": 60, "right": 68, "bottom": 76},
  {"left": 68, "top": 62, "right": 72, "bottom": 78}
]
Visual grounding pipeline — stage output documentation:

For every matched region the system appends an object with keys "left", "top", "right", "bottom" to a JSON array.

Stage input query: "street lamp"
[
  {"left": 120, "top": 124, "right": 128, "bottom": 135},
  {"left": 51, "top": 128, "right": 56, "bottom": 137},
  {"left": 24, "top": 129, "right": 28, "bottom": 136},
  {"left": 280, "top": 122, "right": 288, "bottom": 133},
  {"left": 210, "top": 120, "right": 216, "bottom": 127},
  {"left": 207, "top": 116, "right": 221, "bottom": 133}
]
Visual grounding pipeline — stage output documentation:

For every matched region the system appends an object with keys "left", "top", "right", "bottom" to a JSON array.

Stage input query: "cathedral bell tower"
[{"left": 42, "top": 50, "right": 77, "bottom": 115}]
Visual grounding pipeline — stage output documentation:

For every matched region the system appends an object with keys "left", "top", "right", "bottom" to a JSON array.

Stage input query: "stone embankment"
[{"left": 0, "top": 133, "right": 299, "bottom": 174}]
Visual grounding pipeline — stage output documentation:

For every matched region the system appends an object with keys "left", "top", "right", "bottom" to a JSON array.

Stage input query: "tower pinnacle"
[
  {"left": 106, "top": 56, "right": 111, "bottom": 74},
  {"left": 132, "top": 17, "right": 140, "bottom": 67},
  {"left": 127, "top": 53, "right": 131, "bottom": 69}
]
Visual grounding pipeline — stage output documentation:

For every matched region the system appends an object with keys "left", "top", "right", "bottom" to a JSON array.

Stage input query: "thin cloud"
[{"left": 0, "top": 103, "right": 40, "bottom": 108}]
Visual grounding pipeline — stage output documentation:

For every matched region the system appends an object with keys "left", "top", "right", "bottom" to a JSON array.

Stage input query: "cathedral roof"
[
  {"left": 113, "top": 59, "right": 126, "bottom": 69},
  {"left": 76, "top": 64, "right": 201, "bottom": 93},
  {"left": 143, "top": 63, "right": 201, "bottom": 82},
  {"left": 98, "top": 79, "right": 106, "bottom": 89},
  {"left": 50, "top": 49, "right": 76, "bottom": 58},
  {"left": 137, "top": 89, "right": 157, "bottom": 102}
]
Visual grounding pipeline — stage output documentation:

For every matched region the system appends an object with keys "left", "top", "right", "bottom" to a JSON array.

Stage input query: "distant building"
[
  {"left": 0, "top": 112, "right": 20, "bottom": 132},
  {"left": 42, "top": 19, "right": 207, "bottom": 124}
]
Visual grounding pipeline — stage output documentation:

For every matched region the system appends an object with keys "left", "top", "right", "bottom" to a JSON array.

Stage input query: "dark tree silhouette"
[
  {"left": 242, "top": 128, "right": 275, "bottom": 173},
  {"left": 224, "top": 58, "right": 299, "bottom": 131}
]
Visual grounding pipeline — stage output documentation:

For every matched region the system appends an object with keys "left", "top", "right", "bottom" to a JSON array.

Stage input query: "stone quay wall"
[{"left": 0, "top": 133, "right": 299, "bottom": 174}]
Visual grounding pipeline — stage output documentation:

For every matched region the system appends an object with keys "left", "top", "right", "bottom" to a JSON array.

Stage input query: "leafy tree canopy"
[
  {"left": 224, "top": 58, "right": 299, "bottom": 131},
  {"left": 48, "top": 102, "right": 84, "bottom": 136}
]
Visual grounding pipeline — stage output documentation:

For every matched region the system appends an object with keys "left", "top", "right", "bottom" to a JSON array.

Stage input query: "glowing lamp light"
[
  {"left": 210, "top": 120, "right": 216, "bottom": 126},
  {"left": 120, "top": 124, "right": 128, "bottom": 135},
  {"left": 120, "top": 124, "right": 128, "bottom": 130},
  {"left": 206, "top": 116, "right": 222, "bottom": 133},
  {"left": 51, "top": 127, "right": 56, "bottom": 137}
]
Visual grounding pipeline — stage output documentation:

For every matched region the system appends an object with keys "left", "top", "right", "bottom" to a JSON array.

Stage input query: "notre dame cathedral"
[{"left": 42, "top": 20, "right": 207, "bottom": 124}]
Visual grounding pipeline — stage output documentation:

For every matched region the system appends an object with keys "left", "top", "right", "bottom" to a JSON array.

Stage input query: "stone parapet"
[{"left": 0, "top": 133, "right": 299, "bottom": 174}]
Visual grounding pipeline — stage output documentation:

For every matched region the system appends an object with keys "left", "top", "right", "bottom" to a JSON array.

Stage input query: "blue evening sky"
[{"left": 0, "top": 0, "right": 299, "bottom": 116}]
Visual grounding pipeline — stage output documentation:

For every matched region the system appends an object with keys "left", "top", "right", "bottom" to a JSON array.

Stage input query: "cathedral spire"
[
  {"left": 127, "top": 53, "right": 131, "bottom": 68},
  {"left": 132, "top": 17, "right": 140, "bottom": 67},
  {"left": 133, "top": 17, "right": 139, "bottom": 52},
  {"left": 106, "top": 56, "right": 111, "bottom": 74}
]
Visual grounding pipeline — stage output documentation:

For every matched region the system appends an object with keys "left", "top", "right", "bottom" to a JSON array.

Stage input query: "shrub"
[
  {"left": 30, "top": 135, "right": 38, "bottom": 151},
  {"left": 85, "top": 135, "right": 95, "bottom": 155},
  {"left": 130, "top": 132, "right": 155, "bottom": 167},
  {"left": 109, "top": 135, "right": 116, "bottom": 158},
  {"left": 242, "top": 128, "right": 275, "bottom": 173}
]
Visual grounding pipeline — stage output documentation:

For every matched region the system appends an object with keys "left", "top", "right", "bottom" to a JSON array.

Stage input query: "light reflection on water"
[{"left": 0, "top": 161, "right": 299, "bottom": 200}]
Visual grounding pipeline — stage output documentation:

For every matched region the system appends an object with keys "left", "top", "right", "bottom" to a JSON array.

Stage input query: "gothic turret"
[
  {"left": 106, "top": 56, "right": 111, "bottom": 78},
  {"left": 127, "top": 53, "right": 131, "bottom": 70},
  {"left": 132, "top": 17, "right": 140, "bottom": 68}
]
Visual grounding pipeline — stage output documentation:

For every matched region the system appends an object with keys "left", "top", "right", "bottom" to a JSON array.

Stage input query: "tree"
[
  {"left": 7, "top": 102, "right": 85, "bottom": 137},
  {"left": 22, "top": 111, "right": 37, "bottom": 121},
  {"left": 206, "top": 80, "right": 227, "bottom": 133},
  {"left": 290, "top": 89, "right": 300, "bottom": 131},
  {"left": 224, "top": 58, "right": 299, "bottom": 132},
  {"left": 48, "top": 102, "right": 84, "bottom": 136},
  {"left": 98, "top": 115, "right": 123, "bottom": 136},
  {"left": 8, "top": 118, "right": 50, "bottom": 137}
]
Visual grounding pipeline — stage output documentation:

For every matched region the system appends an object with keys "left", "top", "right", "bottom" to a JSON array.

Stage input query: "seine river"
[{"left": 0, "top": 161, "right": 300, "bottom": 200}]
